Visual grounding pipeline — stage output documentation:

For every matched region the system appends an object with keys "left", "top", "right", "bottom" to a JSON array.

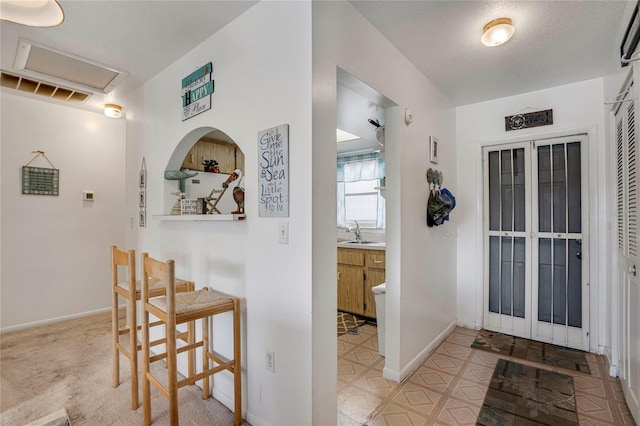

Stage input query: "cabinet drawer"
[
  {"left": 365, "top": 252, "right": 385, "bottom": 269},
  {"left": 338, "top": 248, "right": 364, "bottom": 266}
]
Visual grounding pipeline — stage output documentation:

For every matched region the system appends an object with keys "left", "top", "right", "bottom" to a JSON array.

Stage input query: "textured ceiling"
[
  {"left": 0, "top": 1, "right": 634, "bottom": 113},
  {"left": 0, "top": 0, "right": 257, "bottom": 112},
  {"left": 350, "top": 0, "right": 631, "bottom": 106}
]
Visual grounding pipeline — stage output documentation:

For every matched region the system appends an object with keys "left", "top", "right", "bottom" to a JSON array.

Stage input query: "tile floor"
[{"left": 337, "top": 324, "right": 636, "bottom": 425}]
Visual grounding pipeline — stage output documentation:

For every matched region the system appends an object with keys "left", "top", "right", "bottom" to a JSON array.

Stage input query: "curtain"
[
  {"left": 337, "top": 152, "right": 385, "bottom": 182},
  {"left": 337, "top": 153, "right": 386, "bottom": 228}
]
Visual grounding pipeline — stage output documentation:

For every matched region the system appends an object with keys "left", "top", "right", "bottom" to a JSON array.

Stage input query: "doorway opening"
[{"left": 335, "top": 68, "right": 398, "bottom": 424}]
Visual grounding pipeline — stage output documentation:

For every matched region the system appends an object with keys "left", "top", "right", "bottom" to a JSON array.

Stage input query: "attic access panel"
[{"left": 14, "top": 39, "right": 127, "bottom": 93}]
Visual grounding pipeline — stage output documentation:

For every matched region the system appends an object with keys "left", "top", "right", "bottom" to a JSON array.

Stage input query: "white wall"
[
  {"left": 124, "top": 3, "right": 312, "bottom": 425},
  {"left": 313, "top": 5, "right": 457, "bottom": 416},
  {"left": 0, "top": 92, "right": 126, "bottom": 331},
  {"left": 455, "top": 78, "right": 607, "bottom": 353}
]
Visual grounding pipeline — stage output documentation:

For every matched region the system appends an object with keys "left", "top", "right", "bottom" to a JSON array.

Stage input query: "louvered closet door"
[
  {"left": 615, "top": 92, "right": 640, "bottom": 424},
  {"left": 483, "top": 137, "right": 589, "bottom": 350}
]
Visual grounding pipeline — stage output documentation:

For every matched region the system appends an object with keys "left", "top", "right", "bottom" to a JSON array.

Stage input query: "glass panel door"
[
  {"left": 531, "top": 136, "right": 588, "bottom": 349},
  {"left": 484, "top": 136, "right": 589, "bottom": 350},
  {"left": 483, "top": 143, "right": 531, "bottom": 338}
]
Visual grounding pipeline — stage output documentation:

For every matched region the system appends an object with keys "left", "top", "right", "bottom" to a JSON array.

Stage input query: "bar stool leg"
[
  {"left": 186, "top": 282, "right": 195, "bottom": 380},
  {"left": 142, "top": 303, "right": 151, "bottom": 426},
  {"left": 202, "top": 316, "right": 210, "bottom": 400},
  {"left": 129, "top": 295, "right": 139, "bottom": 409},
  {"left": 111, "top": 289, "right": 119, "bottom": 388},
  {"left": 233, "top": 299, "right": 241, "bottom": 426},
  {"left": 167, "top": 314, "right": 179, "bottom": 423}
]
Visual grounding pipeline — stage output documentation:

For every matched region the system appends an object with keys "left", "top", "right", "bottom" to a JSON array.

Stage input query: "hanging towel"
[{"left": 427, "top": 188, "right": 456, "bottom": 227}]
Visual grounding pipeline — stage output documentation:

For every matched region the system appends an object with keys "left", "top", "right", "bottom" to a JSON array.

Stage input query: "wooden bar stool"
[
  {"left": 141, "top": 252, "right": 242, "bottom": 426},
  {"left": 111, "top": 246, "right": 194, "bottom": 409}
]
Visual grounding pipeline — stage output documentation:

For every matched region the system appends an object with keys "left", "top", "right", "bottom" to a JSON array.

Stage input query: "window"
[{"left": 337, "top": 153, "right": 385, "bottom": 229}]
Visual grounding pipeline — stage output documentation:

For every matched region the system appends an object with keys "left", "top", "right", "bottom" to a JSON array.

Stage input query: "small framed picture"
[
  {"left": 139, "top": 157, "right": 147, "bottom": 188},
  {"left": 139, "top": 189, "right": 146, "bottom": 208},
  {"left": 429, "top": 136, "right": 439, "bottom": 164},
  {"left": 139, "top": 168, "right": 146, "bottom": 187},
  {"left": 139, "top": 210, "right": 146, "bottom": 227}
]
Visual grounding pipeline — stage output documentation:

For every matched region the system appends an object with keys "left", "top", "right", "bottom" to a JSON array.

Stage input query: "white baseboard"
[
  {"left": 382, "top": 320, "right": 458, "bottom": 383},
  {"left": 211, "top": 387, "right": 236, "bottom": 412},
  {"left": 456, "top": 318, "right": 480, "bottom": 330},
  {"left": 246, "top": 411, "right": 269, "bottom": 426},
  {"left": 601, "top": 346, "right": 618, "bottom": 377},
  {"left": 0, "top": 306, "right": 112, "bottom": 334}
]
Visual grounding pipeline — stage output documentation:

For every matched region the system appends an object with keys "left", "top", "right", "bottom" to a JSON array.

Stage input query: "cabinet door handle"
[
  {"left": 373, "top": 260, "right": 383, "bottom": 264},
  {"left": 337, "top": 271, "right": 341, "bottom": 280}
]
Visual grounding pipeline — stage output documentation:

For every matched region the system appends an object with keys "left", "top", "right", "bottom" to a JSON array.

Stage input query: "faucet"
[{"left": 347, "top": 220, "right": 361, "bottom": 241}]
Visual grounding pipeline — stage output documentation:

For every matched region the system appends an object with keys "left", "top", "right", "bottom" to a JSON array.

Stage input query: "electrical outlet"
[
  {"left": 278, "top": 222, "right": 289, "bottom": 244},
  {"left": 265, "top": 350, "right": 275, "bottom": 373}
]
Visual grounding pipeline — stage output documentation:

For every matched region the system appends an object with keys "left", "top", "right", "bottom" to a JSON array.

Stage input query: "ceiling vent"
[
  {"left": 13, "top": 38, "right": 127, "bottom": 94},
  {"left": 1, "top": 70, "right": 91, "bottom": 103}
]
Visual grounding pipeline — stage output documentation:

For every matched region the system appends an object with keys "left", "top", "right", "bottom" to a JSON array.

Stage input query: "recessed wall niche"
[{"left": 161, "top": 127, "right": 245, "bottom": 219}]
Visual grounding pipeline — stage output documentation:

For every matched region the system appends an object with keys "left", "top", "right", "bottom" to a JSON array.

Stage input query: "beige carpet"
[{"left": 0, "top": 311, "right": 246, "bottom": 426}]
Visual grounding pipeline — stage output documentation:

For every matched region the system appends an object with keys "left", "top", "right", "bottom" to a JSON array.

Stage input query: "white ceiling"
[
  {"left": 350, "top": 0, "right": 632, "bottom": 106},
  {"left": 0, "top": 0, "right": 634, "bottom": 113},
  {"left": 0, "top": 0, "right": 258, "bottom": 113}
]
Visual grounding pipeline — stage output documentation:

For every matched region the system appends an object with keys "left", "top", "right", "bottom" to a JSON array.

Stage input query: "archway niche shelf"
[{"left": 157, "top": 126, "right": 245, "bottom": 221}]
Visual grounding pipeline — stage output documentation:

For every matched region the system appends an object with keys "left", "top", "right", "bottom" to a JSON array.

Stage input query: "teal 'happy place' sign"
[{"left": 182, "top": 62, "right": 214, "bottom": 121}]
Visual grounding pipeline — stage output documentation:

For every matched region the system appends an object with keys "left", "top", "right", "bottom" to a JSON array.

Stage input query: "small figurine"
[
  {"left": 203, "top": 159, "right": 219, "bottom": 173},
  {"left": 222, "top": 169, "right": 245, "bottom": 214},
  {"left": 170, "top": 191, "right": 185, "bottom": 215}
]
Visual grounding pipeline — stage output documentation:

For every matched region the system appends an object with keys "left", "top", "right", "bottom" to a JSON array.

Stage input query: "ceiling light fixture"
[
  {"left": 0, "top": 0, "right": 64, "bottom": 27},
  {"left": 481, "top": 17, "right": 515, "bottom": 47},
  {"left": 104, "top": 104, "right": 122, "bottom": 119}
]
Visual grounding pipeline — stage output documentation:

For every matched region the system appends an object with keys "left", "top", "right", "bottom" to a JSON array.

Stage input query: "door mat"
[
  {"left": 476, "top": 359, "right": 578, "bottom": 425},
  {"left": 337, "top": 311, "right": 366, "bottom": 336},
  {"left": 471, "top": 329, "right": 590, "bottom": 374}
]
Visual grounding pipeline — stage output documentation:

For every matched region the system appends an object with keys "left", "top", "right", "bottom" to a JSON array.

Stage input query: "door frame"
[
  {"left": 481, "top": 136, "right": 590, "bottom": 350},
  {"left": 474, "top": 125, "right": 598, "bottom": 352}
]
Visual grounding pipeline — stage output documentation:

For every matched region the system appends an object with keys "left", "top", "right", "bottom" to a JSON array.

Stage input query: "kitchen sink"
[{"left": 343, "top": 240, "right": 381, "bottom": 245}]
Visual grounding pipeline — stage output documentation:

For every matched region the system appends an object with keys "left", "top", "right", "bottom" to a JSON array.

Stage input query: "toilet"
[{"left": 371, "top": 282, "right": 386, "bottom": 356}]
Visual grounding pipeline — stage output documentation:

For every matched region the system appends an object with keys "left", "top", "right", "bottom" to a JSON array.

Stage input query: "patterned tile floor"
[{"left": 338, "top": 324, "right": 636, "bottom": 425}]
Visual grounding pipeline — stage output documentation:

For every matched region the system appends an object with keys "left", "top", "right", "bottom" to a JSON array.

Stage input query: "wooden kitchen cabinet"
[
  {"left": 337, "top": 264, "right": 363, "bottom": 313},
  {"left": 180, "top": 137, "right": 245, "bottom": 174},
  {"left": 337, "top": 247, "right": 385, "bottom": 318}
]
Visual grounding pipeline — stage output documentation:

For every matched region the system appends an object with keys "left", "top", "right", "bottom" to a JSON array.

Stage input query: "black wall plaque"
[{"left": 505, "top": 109, "right": 553, "bottom": 131}]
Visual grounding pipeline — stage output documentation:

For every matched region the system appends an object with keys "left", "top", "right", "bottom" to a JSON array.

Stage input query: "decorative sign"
[
  {"left": 22, "top": 166, "right": 59, "bottom": 195},
  {"left": 505, "top": 109, "right": 553, "bottom": 131},
  {"left": 139, "top": 157, "right": 146, "bottom": 227},
  {"left": 180, "top": 199, "right": 200, "bottom": 215},
  {"left": 181, "top": 62, "right": 214, "bottom": 121},
  {"left": 258, "top": 124, "right": 289, "bottom": 217}
]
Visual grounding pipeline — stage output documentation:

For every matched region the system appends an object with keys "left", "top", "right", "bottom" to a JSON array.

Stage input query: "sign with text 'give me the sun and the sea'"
[
  {"left": 181, "top": 62, "right": 214, "bottom": 121},
  {"left": 258, "top": 124, "right": 289, "bottom": 217}
]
